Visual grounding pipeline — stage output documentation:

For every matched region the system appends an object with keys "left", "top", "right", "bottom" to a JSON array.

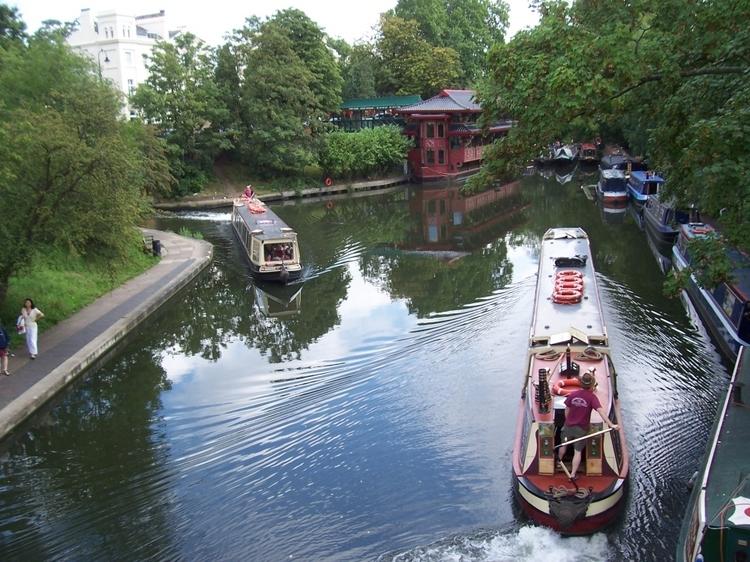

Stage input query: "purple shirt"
[{"left": 564, "top": 389, "right": 601, "bottom": 428}]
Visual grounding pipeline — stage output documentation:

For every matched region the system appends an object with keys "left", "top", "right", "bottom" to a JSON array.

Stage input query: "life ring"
[
  {"left": 324, "top": 177, "right": 333, "bottom": 187},
  {"left": 555, "top": 280, "right": 584, "bottom": 291},
  {"left": 691, "top": 226, "right": 708, "bottom": 234},
  {"left": 553, "top": 378, "right": 582, "bottom": 396},
  {"left": 552, "top": 288, "right": 583, "bottom": 304},
  {"left": 556, "top": 270, "right": 583, "bottom": 279},
  {"left": 326, "top": 200, "right": 334, "bottom": 210}
]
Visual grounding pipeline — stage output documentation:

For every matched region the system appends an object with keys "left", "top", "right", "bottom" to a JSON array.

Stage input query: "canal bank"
[
  {"left": 152, "top": 174, "right": 410, "bottom": 210},
  {"left": 0, "top": 229, "right": 212, "bottom": 442}
]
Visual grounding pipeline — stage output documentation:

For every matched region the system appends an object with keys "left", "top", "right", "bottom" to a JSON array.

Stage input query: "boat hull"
[
  {"left": 643, "top": 212, "right": 677, "bottom": 248},
  {"left": 672, "top": 247, "right": 747, "bottom": 363},
  {"left": 514, "top": 477, "right": 628, "bottom": 535}
]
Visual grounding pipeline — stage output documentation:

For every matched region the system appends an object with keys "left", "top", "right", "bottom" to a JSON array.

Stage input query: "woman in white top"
[{"left": 21, "top": 298, "right": 44, "bottom": 359}]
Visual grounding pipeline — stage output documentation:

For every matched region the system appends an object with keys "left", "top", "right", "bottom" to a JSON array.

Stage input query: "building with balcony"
[
  {"left": 398, "top": 89, "right": 512, "bottom": 182},
  {"left": 67, "top": 8, "right": 183, "bottom": 118}
]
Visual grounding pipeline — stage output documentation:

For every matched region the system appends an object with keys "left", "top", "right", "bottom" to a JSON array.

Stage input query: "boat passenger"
[
  {"left": 557, "top": 370, "right": 619, "bottom": 480},
  {"left": 243, "top": 184, "right": 255, "bottom": 199}
]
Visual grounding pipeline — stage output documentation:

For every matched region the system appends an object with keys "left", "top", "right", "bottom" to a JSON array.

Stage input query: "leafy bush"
[{"left": 319, "top": 125, "right": 411, "bottom": 180}]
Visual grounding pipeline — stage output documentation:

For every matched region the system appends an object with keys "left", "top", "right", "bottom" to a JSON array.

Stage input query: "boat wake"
[{"left": 379, "top": 525, "right": 609, "bottom": 562}]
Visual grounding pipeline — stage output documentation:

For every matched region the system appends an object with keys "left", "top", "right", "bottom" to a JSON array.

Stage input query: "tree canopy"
[
  {"left": 477, "top": 0, "right": 750, "bottom": 246},
  {"left": 131, "top": 33, "right": 230, "bottom": 195},
  {"left": 0, "top": 26, "right": 169, "bottom": 305}
]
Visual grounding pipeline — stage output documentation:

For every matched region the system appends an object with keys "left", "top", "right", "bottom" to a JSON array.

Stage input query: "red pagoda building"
[{"left": 398, "top": 89, "right": 512, "bottom": 182}]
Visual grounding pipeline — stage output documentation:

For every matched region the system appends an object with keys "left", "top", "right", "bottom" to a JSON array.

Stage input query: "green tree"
[
  {"left": 478, "top": 0, "right": 750, "bottom": 253},
  {"left": 0, "top": 31, "right": 162, "bottom": 304},
  {"left": 0, "top": 4, "right": 26, "bottom": 49},
  {"left": 376, "top": 14, "right": 460, "bottom": 98},
  {"left": 237, "top": 10, "right": 342, "bottom": 176},
  {"left": 391, "top": 0, "right": 509, "bottom": 85},
  {"left": 131, "top": 33, "right": 230, "bottom": 195},
  {"left": 341, "top": 43, "right": 378, "bottom": 100},
  {"left": 241, "top": 24, "right": 317, "bottom": 175}
]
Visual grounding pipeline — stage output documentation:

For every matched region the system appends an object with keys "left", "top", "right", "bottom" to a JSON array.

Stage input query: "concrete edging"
[{"left": 0, "top": 234, "right": 213, "bottom": 441}]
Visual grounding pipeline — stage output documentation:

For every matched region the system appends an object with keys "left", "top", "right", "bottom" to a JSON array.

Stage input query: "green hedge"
[{"left": 319, "top": 125, "right": 412, "bottom": 180}]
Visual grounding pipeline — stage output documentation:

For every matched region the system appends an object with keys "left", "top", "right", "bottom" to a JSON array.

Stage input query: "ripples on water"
[{"left": 0, "top": 179, "right": 730, "bottom": 561}]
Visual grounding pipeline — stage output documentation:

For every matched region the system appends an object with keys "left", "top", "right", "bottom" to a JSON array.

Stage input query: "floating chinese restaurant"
[{"left": 398, "top": 89, "right": 512, "bottom": 182}]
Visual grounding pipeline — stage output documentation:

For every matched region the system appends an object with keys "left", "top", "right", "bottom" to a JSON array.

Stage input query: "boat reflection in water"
[
  {"left": 253, "top": 283, "right": 303, "bottom": 318},
  {"left": 597, "top": 198, "right": 627, "bottom": 225}
]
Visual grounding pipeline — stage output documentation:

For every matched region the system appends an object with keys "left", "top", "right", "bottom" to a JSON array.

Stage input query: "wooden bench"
[{"left": 142, "top": 234, "right": 154, "bottom": 254}]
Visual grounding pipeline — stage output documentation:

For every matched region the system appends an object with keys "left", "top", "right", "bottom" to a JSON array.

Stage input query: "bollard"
[{"left": 152, "top": 239, "right": 161, "bottom": 256}]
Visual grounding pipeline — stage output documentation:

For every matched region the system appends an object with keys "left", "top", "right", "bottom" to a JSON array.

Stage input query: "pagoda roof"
[
  {"left": 341, "top": 95, "right": 422, "bottom": 110},
  {"left": 398, "top": 89, "right": 481, "bottom": 113}
]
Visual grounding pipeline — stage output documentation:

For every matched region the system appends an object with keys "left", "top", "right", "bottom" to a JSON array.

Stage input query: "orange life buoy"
[
  {"left": 556, "top": 270, "right": 583, "bottom": 279},
  {"left": 553, "top": 378, "right": 583, "bottom": 396},
  {"left": 326, "top": 200, "right": 334, "bottom": 210},
  {"left": 555, "top": 280, "right": 584, "bottom": 291},
  {"left": 324, "top": 177, "right": 333, "bottom": 187},
  {"left": 552, "top": 288, "right": 583, "bottom": 304}
]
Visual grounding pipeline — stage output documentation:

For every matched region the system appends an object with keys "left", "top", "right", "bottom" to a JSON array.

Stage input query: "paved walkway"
[{"left": 0, "top": 229, "right": 213, "bottom": 441}]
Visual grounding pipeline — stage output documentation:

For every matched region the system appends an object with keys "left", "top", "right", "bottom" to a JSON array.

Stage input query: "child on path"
[
  {"left": 20, "top": 298, "right": 44, "bottom": 359},
  {"left": 0, "top": 321, "right": 9, "bottom": 375}
]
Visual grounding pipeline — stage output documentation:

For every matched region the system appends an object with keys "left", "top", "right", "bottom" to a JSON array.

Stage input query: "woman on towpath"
[{"left": 20, "top": 298, "right": 44, "bottom": 359}]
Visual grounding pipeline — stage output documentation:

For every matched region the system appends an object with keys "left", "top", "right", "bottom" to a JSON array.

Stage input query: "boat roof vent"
[
  {"left": 280, "top": 227, "right": 294, "bottom": 232},
  {"left": 251, "top": 229, "right": 263, "bottom": 234}
]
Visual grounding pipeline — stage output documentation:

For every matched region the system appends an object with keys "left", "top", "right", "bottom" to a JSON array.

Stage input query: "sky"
[{"left": 10, "top": 0, "right": 540, "bottom": 46}]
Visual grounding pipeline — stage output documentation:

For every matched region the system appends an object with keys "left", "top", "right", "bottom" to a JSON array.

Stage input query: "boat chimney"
[
  {"left": 536, "top": 369, "right": 551, "bottom": 413},
  {"left": 560, "top": 344, "right": 580, "bottom": 379}
]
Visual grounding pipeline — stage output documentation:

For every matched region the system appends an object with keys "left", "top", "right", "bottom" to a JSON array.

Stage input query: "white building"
[{"left": 68, "top": 8, "right": 183, "bottom": 118}]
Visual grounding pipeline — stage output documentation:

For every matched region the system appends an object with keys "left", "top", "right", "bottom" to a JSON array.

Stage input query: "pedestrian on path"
[
  {"left": 0, "top": 321, "right": 10, "bottom": 375},
  {"left": 20, "top": 298, "right": 44, "bottom": 359}
]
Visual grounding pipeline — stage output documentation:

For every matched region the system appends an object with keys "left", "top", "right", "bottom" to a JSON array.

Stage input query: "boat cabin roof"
[
  {"left": 629, "top": 171, "right": 665, "bottom": 184},
  {"left": 236, "top": 203, "right": 298, "bottom": 243},
  {"left": 701, "top": 348, "right": 750, "bottom": 526},
  {"left": 531, "top": 228, "right": 607, "bottom": 345},
  {"left": 600, "top": 169, "right": 626, "bottom": 180}
]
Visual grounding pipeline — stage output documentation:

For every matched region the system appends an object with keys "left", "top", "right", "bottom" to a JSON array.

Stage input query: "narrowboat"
[
  {"left": 643, "top": 195, "right": 692, "bottom": 251},
  {"left": 512, "top": 227, "right": 629, "bottom": 534},
  {"left": 627, "top": 171, "right": 665, "bottom": 209},
  {"left": 231, "top": 198, "right": 302, "bottom": 284},
  {"left": 677, "top": 346, "right": 750, "bottom": 562},
  {"left": 596, "top": 169, "right": 628, "bottom": 204},
  {"left": 553, "top": 143, "right": 579, "bottom": 162},
  {"left": 672, "top": 223, "right": 750, "bottom": 363},
  {"left": 579, "top": 143, "right": 599, "bottom": 164}
]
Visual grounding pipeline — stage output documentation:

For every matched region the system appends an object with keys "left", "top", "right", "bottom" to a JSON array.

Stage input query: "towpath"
[{"left": 0, "top": 229, "right": 212, "bottom": 441}]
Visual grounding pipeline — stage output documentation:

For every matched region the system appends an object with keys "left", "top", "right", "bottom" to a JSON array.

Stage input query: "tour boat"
[
  {"left": 512, "top": 227, "right": 629, "bottom": 534},
  {"left": 677, "top": 346, "right": 750, "bottom": 562},
  {"left": 626, "top": 170, "right": 665, "bottom": 209},
  {"left": 672, "top": 223, "right": 750, "bottom": 363},
  {"left": 553, "top": 143, "right": 579, "bottom": 162},
  {"left": 231, "top": 197, "right": 302, "bottom": 284},
  {"left": 596, "top": 168, "right": 628, "bottom": 204}
]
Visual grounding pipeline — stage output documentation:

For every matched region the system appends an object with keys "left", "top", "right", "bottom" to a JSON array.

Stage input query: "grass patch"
[
  {"left": 178, "top": 227, "right": 204, "bottom": 240},
  {"left": 1, "top": 237, "right": 157, "bottom": 349}
]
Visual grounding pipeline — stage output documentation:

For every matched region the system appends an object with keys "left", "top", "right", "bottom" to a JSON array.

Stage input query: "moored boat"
[
  {"left": 627, "top": 170, "right": 665, "bottom": 209},
  {"left": 231, "top": 197, "right": 303, "bottom": 284},
  {"left": 553, "top": 143, "right": 579, "bottom": 162},
  {"left": 672, "top": 223, "right": 750, "bottom": 363},
  {"left": 579, "top": 142, "right": 599, "bottom": 163},
  {"left": 677, "top": 346, "right": 750, "bottom": 562},
  {"left": 642, "top": 195, "right": 692, "bottom": 252},
  {"left": 596, "top": 168, "right": 628, "bottom": 204},
  {"left": 512, "top": 228, "right": 629, "bottom": 534}
]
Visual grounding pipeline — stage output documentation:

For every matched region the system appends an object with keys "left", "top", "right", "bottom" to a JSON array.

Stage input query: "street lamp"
[{"left": 97, "top": 49, "right": 110, "bottom": 80}]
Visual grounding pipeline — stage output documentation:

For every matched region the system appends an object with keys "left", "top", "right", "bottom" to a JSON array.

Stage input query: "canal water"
[{"left": 0, "top": 166, "right": 728, "bottom": 561}]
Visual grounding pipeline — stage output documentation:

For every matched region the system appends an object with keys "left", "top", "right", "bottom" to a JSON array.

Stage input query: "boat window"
[
  {"left": 251, "top": 239, "right": 260, "bottom": 262},
  {"left": 438, "top": 150, "right": 445, "bottom": 164},
  {"left": 427, "top": 200, "right": 436, "bottom": 215},
  {"left": 426, "top": 123, "right": 435, "bottom": 138},
  {"left": 440, "top": 199, "right": 446, "bottom": 215},
  {"left": 437, "top": 123, "right": 444, "bottom": 138},
  {"left": 264, "top": 243, "right": 293, "bottom": 262},
  {"left": 426, "top": 149, "right": 435, "bottom": 164}
]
